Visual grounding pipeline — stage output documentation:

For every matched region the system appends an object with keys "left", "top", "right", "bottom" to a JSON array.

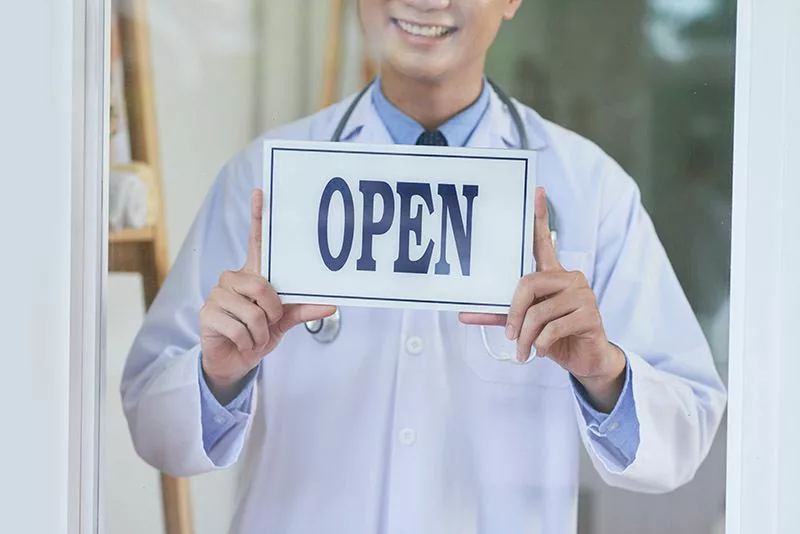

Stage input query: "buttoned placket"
[{"left": 381, "top": 309, "right": 437, "bottom": 534}]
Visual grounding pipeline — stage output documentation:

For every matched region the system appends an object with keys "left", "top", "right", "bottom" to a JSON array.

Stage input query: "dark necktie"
[{"left": 416, "top": 130, "right": 448, "bottom": 146}]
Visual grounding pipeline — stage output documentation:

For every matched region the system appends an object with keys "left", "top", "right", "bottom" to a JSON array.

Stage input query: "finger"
[
  {"left": 202, "top": 304, "right": 257, "bottom": 355},
  {"left": 212, "top": 288, "right": 270, "bottom": 352},
  {"left": 534, "top": 308, "right": 595, "bottom": 358},
  {"left": 458, "top": 312, "right": 508, "bottom": 326},
  {"left": 274, "top": 304, "right": 337, "bottom": 336},
  {"left": 515, "top": 292, "right": 579, "bottom": 362},
  {"left": 506, "top": 272, "right": 577, "bottom": 340},
  {"left": 533, "top": 187, "right": 560, "bottom": 273},
  {"left": 243, "top": 189, "right": 264, "bottom": 274},
  {"left": 220, "top": 271, "right": 284, "bottom": 325}
]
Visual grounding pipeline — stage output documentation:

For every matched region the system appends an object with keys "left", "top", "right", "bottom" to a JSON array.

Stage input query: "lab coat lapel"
[{"left": 334, "top": 84, "right": 394, "bottom": 146}]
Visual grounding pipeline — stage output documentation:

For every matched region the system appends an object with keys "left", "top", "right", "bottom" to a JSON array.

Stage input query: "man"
[{"left": 121, "top": 0, "right": 726, "bottom": 532}]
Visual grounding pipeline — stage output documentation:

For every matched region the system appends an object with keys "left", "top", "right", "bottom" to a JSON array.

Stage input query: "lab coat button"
[
  {"left": 214, "top": 415, "right": 226, "bottom": 425},
  {"left": 405, "top": 336, "right": 424, "bottom": 355},
  {"left": 608, "top": 422, "right": 620, "bottom": 431},
  {"left": 399, "top": 428, "right": 417, "bottom": 446}
]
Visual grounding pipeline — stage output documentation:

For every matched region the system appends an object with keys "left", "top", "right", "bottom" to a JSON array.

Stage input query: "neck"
[{"left": 379, "top": 64, "right": 485, "bottom": 131}]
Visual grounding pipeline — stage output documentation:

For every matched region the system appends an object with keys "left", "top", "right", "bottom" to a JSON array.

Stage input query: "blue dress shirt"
[
  {"left": 370, "top": 76, "right": 491, "bottom": 146},
  {"left": 198, "top": 78, "right": 640, "bottom": 466}
]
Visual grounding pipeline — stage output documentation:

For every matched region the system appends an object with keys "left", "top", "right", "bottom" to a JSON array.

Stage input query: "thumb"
[
  {"left": 243, "top": 189, "right": 263, "bottom": 274},
  {"left": 533, "top": 187, "right": 560, "bottom": 272}
]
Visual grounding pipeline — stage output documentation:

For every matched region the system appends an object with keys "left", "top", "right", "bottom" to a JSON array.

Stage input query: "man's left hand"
[{"left": 459, "top": 187, "right": 626, "bottom": 412}]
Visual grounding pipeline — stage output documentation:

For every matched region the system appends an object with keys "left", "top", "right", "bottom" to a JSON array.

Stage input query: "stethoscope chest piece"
[{"left": 305, "top": 308, "right": 341, "bottom": 343}]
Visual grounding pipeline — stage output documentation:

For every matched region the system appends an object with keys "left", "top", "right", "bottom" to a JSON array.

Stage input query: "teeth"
[{"left": 397, "top": 20, "right": 451, "bottom": 38}]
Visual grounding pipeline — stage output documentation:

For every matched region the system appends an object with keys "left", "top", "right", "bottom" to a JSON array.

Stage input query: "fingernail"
[
  {"left": 516, "top": 347, "right": 527, "bottom": 363},
  {"left": 505, "top": 324, "right": 515, "bottom": 340}
]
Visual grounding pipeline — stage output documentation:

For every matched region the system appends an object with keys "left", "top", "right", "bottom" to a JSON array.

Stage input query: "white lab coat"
[{"left": 121, "top": 84, "right": 726, "bottom": 534}]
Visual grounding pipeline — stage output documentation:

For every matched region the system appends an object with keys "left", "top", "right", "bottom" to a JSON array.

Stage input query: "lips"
[{"left": 392, "top": 18, "right": 457, "bottom": 38}]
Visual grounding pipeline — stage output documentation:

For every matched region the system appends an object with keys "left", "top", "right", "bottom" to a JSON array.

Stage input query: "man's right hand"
[{"left": 199, "top": 189, "right": 336, "bottom": 404}]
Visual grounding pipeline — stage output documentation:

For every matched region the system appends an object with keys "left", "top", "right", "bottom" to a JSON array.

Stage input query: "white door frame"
[
  {"left": 68, "top": 0, "right": 800, "bottom": 532},
  {"left": 725, "top": 0, "right": 800, "bottom": 532},
  {"left": 70, "top": 0, "right": 108, "bottom": 533}
]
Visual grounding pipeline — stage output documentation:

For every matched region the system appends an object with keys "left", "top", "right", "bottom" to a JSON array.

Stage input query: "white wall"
[
  {"left": 105, "top": 1, "right": 259, "bottom": 533},
  {"left": 0, "top": 1, "right": 72, "bottom": 533}
]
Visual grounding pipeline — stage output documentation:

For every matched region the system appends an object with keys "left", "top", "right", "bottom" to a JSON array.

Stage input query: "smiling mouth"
[{"left": 392, "top": 18, "right": 457, "bottom": 38}]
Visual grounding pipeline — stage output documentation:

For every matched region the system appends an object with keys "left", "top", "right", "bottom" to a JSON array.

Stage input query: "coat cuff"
[
  {"left": 571, "top": 350, "right": 641, "bottom": 471},
  {"left": 198, "top": 354, "right": 259, "bottom": 455}
]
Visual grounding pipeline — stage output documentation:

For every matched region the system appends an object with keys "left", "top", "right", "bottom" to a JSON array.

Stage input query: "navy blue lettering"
[
  {"left": 435, "top": 184, "right": 478, "bottom": 276},
  {"left": 317, "top": 177, "right": 355, "bottom": 271},
  {"left": 393, "top": 182, "right": 434, "bottom": 274},
  {"left": 356, "top": 180, "right": 395, "bottom": 271}
]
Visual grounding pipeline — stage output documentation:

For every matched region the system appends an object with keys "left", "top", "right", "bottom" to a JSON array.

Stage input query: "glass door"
[{"left": 486, "top": 1, "right": 736, "bottom": 533}]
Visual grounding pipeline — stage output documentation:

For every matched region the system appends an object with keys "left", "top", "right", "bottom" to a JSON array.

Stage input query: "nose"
[{"left": 402, "top": 0, "right": 451, "bottom": 11}]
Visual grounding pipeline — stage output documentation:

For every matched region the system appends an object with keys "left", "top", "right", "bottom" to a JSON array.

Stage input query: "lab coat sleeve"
[
  {"left": 120, "top": 152, "right": 258, "bottom": 477},
  {"left": 575, "top": 155, "right": 727, "bottom": 493}
]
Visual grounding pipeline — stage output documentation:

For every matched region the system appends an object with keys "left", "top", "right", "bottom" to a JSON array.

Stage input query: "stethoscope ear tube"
[{"left": 480, "top": 324, "right": 538, "bottom": 364}]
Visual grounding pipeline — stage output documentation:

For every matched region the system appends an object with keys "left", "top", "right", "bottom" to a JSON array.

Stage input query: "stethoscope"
[{"left": 305, "top": 79, "right": 557, "bottom": 364}]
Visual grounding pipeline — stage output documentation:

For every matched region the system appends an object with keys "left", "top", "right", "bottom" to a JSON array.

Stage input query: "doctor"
[{"left": 121, "top": 0, "right": 726, "bottom": 532}]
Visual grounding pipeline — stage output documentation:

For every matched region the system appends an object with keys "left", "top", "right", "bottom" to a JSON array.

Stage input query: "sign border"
[{"left": 262, "top": 139, "right": 536, "bottom": 313}]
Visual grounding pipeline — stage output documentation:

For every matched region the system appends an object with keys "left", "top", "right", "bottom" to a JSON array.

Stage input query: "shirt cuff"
[
  {"left": 198, "top": 354, "right": 259, "bottom": 453},
  {"left": 570, "top": 354, "right": 640, "bottom": 467}
]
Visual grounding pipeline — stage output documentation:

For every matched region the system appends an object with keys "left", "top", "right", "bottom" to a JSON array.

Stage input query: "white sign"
[{"left": 262, "top": 140, "right": 536, "bottom": 314}]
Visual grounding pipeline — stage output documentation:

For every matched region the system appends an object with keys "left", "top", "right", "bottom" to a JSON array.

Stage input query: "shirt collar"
[
  {"left": 370, "top": 77, "right": 491, "bottom": 147},
  {"left": 334, "top": 82, "right": 547, "bottom": 150}
]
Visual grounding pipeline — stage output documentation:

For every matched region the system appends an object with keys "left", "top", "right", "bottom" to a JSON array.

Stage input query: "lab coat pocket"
[{"left": 458, "top": 251, "right": 591, "bottom": 388}]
